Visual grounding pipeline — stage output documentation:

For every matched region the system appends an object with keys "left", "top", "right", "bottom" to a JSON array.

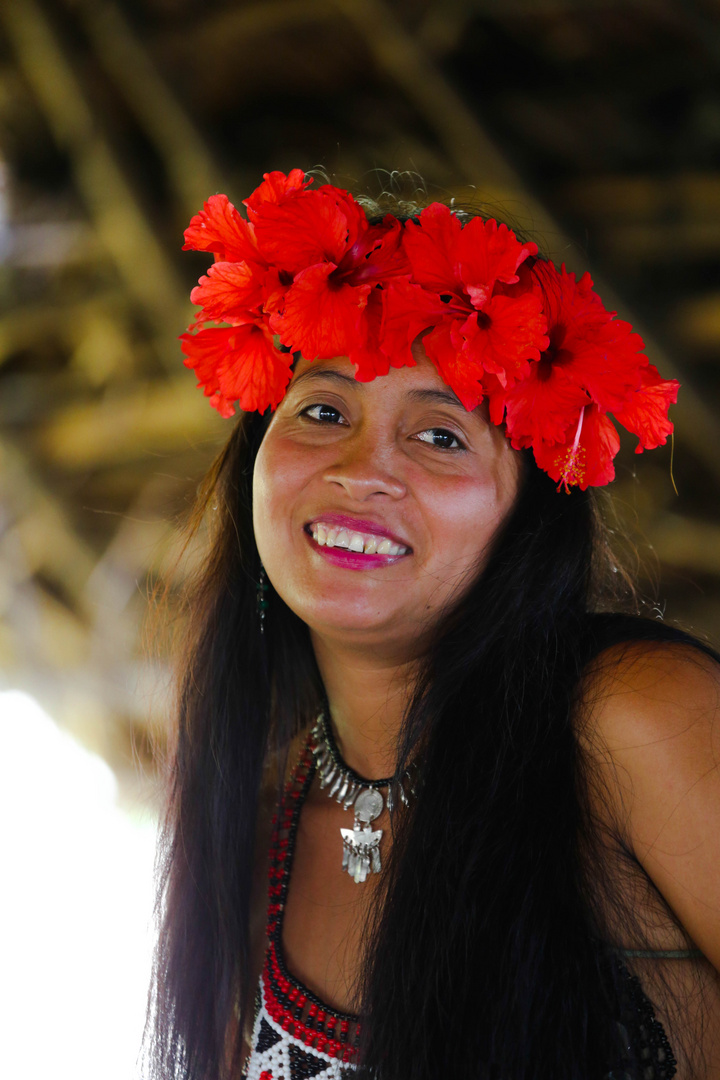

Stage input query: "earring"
[{"left": 256, "top": 564, "right": 269, "bottom": 634}]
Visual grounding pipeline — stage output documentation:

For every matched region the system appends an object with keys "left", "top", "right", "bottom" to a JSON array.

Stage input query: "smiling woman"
[
  {"left": 253, "top": 352, "right": 519, "bottom": 657},
  {"left": 145, "top": 172, "right": 720, "bottom": 1080}
]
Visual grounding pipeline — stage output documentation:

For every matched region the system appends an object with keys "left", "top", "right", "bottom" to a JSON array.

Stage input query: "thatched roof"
[{"left": 1, "top": 0, "right": 718, "bottom": 784}]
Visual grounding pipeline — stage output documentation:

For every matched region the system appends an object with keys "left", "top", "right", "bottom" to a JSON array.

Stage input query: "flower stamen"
[{"left": 556, "top": 406, "right": 587, "bottom": 493}]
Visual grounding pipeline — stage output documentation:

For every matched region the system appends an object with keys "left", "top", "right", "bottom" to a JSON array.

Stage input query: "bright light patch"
[{"left": 0, "top": 691, "right": 157, "bottom": 1080}]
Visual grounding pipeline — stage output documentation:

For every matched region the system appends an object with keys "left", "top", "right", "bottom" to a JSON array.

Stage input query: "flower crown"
[{"left": 181, "top": 169, "right": 679, "bottom": 491}]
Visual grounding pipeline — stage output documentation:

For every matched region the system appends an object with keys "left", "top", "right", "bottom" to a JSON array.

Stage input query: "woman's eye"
[
  {"left": 415, "top": 427, "right": 464, "bottom": 450},
  {"left": 302, "top": 403, "right": 345, "bottom": 424}
]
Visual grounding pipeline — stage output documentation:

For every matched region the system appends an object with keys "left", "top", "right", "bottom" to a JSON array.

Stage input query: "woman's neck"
[{"left": 311, "top": 633, "right": 415, "bottom": 779}]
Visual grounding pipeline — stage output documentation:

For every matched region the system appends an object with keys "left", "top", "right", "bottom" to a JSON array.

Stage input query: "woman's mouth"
[{"left": 309, "top": 522, "right": 411, "bottom": 557}]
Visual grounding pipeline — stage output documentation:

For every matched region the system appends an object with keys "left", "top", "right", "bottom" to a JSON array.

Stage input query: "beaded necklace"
[
  {"left": 311, "top": 711, "right": 417, "bottom": 884},
  {"left": 244, "top": 729, "right": 361, "bottom": 1080},
  {"left": 243, "top": 725, "right": 681, "bottom": 1080}
]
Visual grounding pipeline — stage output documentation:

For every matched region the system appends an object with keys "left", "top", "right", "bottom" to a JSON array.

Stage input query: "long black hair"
[{"left": 144, "top": 397, "right": 717, "bottom": 1080}]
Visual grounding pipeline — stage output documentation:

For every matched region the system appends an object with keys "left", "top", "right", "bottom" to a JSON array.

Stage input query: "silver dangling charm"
[
  {"left": 340, "top": 788, "right": 384, "bottom": 884},
  {"left": 310, "top": 713, "right": 419, "bottom": 885}
]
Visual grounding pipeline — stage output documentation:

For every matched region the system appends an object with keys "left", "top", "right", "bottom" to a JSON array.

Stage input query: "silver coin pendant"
[{"left": 354, "top": 787, "right": 384, "bottom": 823}]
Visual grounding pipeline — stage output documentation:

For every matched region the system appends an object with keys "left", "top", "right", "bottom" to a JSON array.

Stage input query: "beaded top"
[
  {"left": 243, "top": 736, "right": 359, "bottom": 1080},
  {"left": 242, "top": 729, "right": 679, "bottom": 1080}
]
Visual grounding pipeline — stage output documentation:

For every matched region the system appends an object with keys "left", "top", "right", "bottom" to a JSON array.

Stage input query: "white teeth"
[{"left": 309, "top": 522, "right": 410, "bottom": 557}]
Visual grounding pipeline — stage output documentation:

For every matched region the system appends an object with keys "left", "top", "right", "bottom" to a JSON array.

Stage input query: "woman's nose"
[{"left": 322, "top": 433, "right": 407, "bottom": 501}]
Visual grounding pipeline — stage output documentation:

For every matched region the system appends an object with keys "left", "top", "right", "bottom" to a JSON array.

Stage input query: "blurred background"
[{"left": 0, "top": 0, "right": 719, "bottom": 1076}]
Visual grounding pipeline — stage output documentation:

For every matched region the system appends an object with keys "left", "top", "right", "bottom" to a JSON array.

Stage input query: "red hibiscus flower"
[
  {"left": 386, "top": 204, "right": 548, "bottom": 409},
  {"left": 499, "top": 263, "right": 649, "bottom": 447},
  {"left": 180, "top": 171, "right": 680, "bottom": 489},
  {"left": 243, "top": 168, "right": 310, "bottom": 217},
  {"left": 180, "top": 324, "right": 293, "bottom": 416},
  {"left": 254, "top": 185, "right": 409, "bottom": 367},
  {"left": 189, "top": 260, "right": 271, "bottom": 325},
  {"left": 533, "top": 404, "right": 621, "bottom": 491},
  {"left": 613, "top": 363, "right": 679, "bottom": 454},
  {"left": 182, "top": 193, "right": 258, "bottom": 264},
  {"left": 498, "top": 263, "right": 678, "bottom": 488},
  {"left": 181, "top": 177, "right": 305, "bottom": 414}
]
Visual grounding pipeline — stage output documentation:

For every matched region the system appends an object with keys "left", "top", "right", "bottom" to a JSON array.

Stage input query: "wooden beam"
[
  {"left": 603, "top": 222, "right": 720, "bottom": 261},
  {"left": 0, "top": 438, "right": 97, "bottom": 602},
  {"left": 75, "top": 0, "right": 223, "bottom": 216},
  {"left": 330, "top": 0, "right": 720, "bottom": 485},
  {"left": 0, "top": 0, "right": 186, "bottom": 370},
  {"left": 673, "top": 293, "right": 720, "bottom": 350},
  {"left": 332, "top": 0, "right": 543, "bottom": 216},
  {"left": 38, "top": 376, "right": 227, "bottom": 469},
  {"left": 0, "top": 296, "right": 125, "bottom": 368},
  {"left": 168, "top": 0, "right": 333, "bottom": 57},
  {"left": 561, "top": 172, "right": 720, "bottom": 223},
  {"left": 653, "top": 515, "right": 720, "bottom": 579}
]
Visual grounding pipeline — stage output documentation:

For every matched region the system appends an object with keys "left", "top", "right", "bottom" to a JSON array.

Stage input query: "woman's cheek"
[{"left": 252, "top": 437, "right": 312, "bottom": 561}]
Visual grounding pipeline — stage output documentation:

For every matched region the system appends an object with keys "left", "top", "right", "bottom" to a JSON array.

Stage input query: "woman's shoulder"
[
  {"left": 579, "top": 631, "right": 720, "bottom": 970},
  {"left": 582, "top": 630, "right": 720, "bottom": 736},
  {"left": 576, "top": 615, "right": 719, "bottom": 744}
]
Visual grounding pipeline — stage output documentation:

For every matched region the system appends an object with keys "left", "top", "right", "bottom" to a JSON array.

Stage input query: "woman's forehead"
[{"left": 287, "top": 351, "right": 470, "bottom": 413}]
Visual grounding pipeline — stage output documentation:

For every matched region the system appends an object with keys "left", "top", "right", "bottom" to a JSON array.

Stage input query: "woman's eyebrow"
[
  {"left": 288, "top": 369, "right": 466, "bottom": 413},
  {"left": 406, "top": 388, "right": 466, "bottom": 412},
  {"left": 288, "top": 368, "right": 359, "bottom": 392}
]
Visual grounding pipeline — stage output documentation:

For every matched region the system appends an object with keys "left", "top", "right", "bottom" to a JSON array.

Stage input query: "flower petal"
[
  {"left": 255, "top": 188, "right": 365, "bottom": 275},
  {"left": 180, "top": 326, "right": 228, "bottom": 413},
  {"left": 423, "top": 321, "right": 485, "bottom": 411},
  {"left": 402, "top": 203, "right": 464, "bottom": 294},
  {"left": 533, "top": 405, "right": 620, "bottom": 490},
  {"left": 277, "top": 262, "right": 371, "bottom": 359},
  {"left": 180, "top": 324, "right": 293, "bottom": 414},
  {"left": 190, "top": 260, "right": 267, "bottom": 322},
  {"left": 502, "top": 364, "right": 590, "bottom": 449},
  {"left": 349, "top": 290, "right": 389, "bottom": 381},
  {"left": 457, "top": 217, "right": 537, "bottom": 307},
  {"left": 342, "top": 215, "right": 409, "bottom": 284},
  {"left": 347, "top": 289, "right": 419, "bottom": 381},
  {"left": 262, "top": 268, "right": 293, "bottom": 325},
  {"left": 243, "top": 169, "right": 310, "bottom": 217},
  {"left": 382, "top": 277, "right": 455, "bottom": 367},
  {"left": 532, "top": 261, "right": 648, "bottom": 411},
  {"left": 613, "top": 364, "right": 680, "bottom": 452},
  {"left": 460, "top": 292, "right": 548, "bottom": 389},
  {"left": 183, "top": 194, "right": 257, "bottom": 264}
]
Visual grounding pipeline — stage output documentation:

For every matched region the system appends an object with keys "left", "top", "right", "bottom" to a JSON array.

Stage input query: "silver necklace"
[{"left": 310, "top": 712, "right": 418, "bottom": 885}]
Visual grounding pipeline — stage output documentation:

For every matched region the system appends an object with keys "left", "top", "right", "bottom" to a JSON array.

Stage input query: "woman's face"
[{"left": 253, "top": 347, "right": 520, "bottom": 663}]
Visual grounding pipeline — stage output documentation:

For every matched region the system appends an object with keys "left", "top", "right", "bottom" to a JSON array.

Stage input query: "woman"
[{"left": 147, "top": 171, "right": 720, "bottom": 1080}]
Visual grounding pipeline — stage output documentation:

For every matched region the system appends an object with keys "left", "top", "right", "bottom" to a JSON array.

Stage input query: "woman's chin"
[{"left": 298, "top": 604, "right": 419, "bottom": 657}]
